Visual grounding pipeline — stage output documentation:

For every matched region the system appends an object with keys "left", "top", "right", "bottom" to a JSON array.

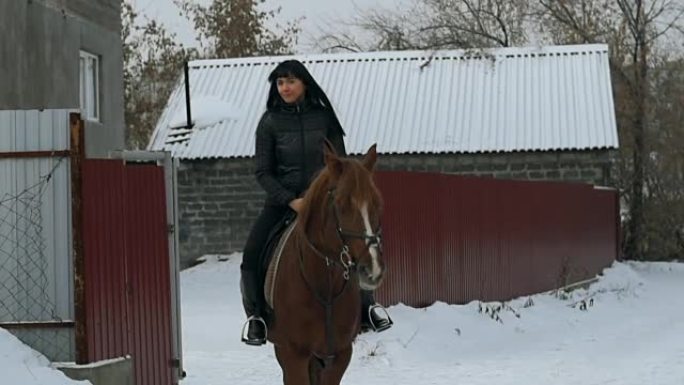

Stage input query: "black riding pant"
[{"left": 242, "top": 204, "right": 290, "bottom": 273}]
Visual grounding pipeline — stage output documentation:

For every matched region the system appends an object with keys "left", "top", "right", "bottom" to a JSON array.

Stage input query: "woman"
[{"left": 240, "top": 59, "right": 392, "bottom": 346}]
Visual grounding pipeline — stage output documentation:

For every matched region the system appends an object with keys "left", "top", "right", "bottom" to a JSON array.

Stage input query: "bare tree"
[
  {"left": 316, "top": 0, "right": 530, "bottom": 53},
  {"left": 315, "top": 5, "right": 417, "bottom": 52},
  {"left": 123, "top": 0, "right": 302, "bottom": 149},
  {"left": 174, "top": 0, "right": 301, "bottom": 58},
  {"left": 122, "top": 1, "right": 196, "bottom": 149},
  {"left": 418, "top": 0, "right": 530, "bottom": 48},
  {"left": 535, "top": 0, "right": 684, "bottom": 260},
  {"left": 643, "top": 55, "right": 684, "bottom": 259}
]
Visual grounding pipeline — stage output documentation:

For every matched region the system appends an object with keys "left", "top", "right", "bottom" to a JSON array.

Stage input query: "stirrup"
[
  {"left": 368, "top": 304, "right": 393, "bottom": 333},
  {"left": 241, "top": 315, "right": 267, "bottom": 345}
]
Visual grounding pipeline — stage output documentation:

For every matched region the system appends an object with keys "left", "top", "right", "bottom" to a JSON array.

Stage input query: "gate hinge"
[{"left": 169, "top": 358, "right": 181, "bottom": 368}]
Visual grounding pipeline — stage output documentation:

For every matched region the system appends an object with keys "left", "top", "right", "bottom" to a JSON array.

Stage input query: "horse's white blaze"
[{"left": 360, "top": 202, "right": 381, "bottom": 279}]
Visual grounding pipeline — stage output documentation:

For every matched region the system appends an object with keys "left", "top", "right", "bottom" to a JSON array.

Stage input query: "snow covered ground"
[
  {"left": 180, "top": 254, "right": 684, "bottom": 385},
  {"left": 2, "top": 254, "right": 682, "bottom": 385},
  {"left": 0, "top": 329, "right": 90, "bottom": 385}
]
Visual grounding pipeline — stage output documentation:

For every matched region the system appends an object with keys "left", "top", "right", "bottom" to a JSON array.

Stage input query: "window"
[{"left": 79, "top": 51, "right": 100, "bottom": 121}]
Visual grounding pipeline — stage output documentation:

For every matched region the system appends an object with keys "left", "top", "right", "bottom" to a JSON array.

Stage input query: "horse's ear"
[
  {"left": 362, "top": 144, "right": 378, "bottom": 171},
  {"left": 323, "top": 138, "right": 337, "bottom": 156},
  {"left": 323, "top": 139, "right": 343, "bottom": 178}
]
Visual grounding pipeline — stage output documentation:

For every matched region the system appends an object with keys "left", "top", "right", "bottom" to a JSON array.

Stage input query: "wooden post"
[{"left": 70, "top": 113, "right": 88, "bottom": 364}]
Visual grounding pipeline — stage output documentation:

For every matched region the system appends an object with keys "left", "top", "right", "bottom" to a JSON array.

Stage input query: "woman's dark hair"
[{"left": 267, "top": 60, "right": 345, "bottom": 135}]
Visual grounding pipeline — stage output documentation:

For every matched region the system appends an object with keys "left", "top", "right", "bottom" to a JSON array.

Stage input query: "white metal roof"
[{"left": 149, "top": 44, "right": 618, "bottom": 159}]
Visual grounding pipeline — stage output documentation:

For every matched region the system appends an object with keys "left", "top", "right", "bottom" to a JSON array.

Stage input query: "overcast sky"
[
  {"left": 131, "top": 0, "right": 684, "bottom": 54},
  {"left": 131, "top": 0, "right": 404, "bottom": 53}
]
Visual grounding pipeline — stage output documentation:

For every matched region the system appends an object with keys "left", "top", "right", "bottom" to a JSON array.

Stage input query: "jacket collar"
[{"left": 272, "top": 97, "right": 318, "bottom": 114}]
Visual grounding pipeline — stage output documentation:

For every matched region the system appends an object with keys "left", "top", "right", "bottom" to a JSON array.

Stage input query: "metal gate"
[
  {"left": 79, "top": 152, "right": 183, "bottom": 385},
  {"left": 1, "top": 111, "right": 182, "bottom": 384}
]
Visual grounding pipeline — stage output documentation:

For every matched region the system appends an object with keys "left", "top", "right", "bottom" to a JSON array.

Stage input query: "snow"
[
  {"left": 0, "top": 328, "right": 90, "bottom": 385},
  {"left": 168, "top": 96, "right": 242, "bottom": 130},
  {"left": 55, "top": 356, "right": 130, "bottom": 369},
  {"left": 2, "top": 256, "right": 681, "bottom": 384},
  {"left": 180, "top": 254, "right": 684, "bottom": 385}
]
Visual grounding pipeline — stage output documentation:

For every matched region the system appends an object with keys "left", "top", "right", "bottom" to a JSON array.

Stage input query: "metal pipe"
[
  {"left": 184, "top": 61, "right": 193, "bottom": 128},
  {"left": 0, "top": 150, "right": 70, "bottom": 159},
  {"left": 109, "top": 150, "right": 168, "bottom": 162},
  {"left": 0, "top": 321, "right": 75, "bottom": 329}
]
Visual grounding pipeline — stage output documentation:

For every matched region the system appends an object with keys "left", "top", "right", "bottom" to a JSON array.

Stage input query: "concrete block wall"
[
  {"left": 176, "top": 149, "right": 614, "bottom": 268},
  {"left": 55, "top": 356, "right": 133, "bottom": 385},
  {"left": 0, "top": 0, "right": 125, "bottom": 158},
  {"left": 177, "top": 158, "right": 264, "bottom": 268},
  {"left": 378, "top": 150, "right": 612, "bottom": 186}
]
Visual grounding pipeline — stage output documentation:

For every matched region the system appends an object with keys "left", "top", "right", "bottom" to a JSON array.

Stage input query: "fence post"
[{"left": 70, "top": 113, "right": 88, "bottom": 364}]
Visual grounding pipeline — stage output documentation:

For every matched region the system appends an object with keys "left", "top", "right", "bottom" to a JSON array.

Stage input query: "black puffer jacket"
[{"left": 254, "top": 101, "right": 347, "bottom": 206}]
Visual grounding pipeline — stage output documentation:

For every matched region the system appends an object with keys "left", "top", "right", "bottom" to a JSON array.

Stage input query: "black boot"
[
  {"left": 240, "top": 270, "right": 267, "bottom": 345},
  {"left": 360, "top": 290, "right": 393, "bottom": 333}
]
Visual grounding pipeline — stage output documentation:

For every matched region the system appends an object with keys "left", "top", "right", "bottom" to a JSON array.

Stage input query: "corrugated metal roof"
[{"left": 149, "top": 44, "right": 618, "bottom": 159}]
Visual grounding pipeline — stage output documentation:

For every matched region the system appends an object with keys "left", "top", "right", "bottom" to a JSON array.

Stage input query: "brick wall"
[
  {"left": 177, "top": 149, "right": 613, "bottom": 267},
  {"left": 177, "top": 157, "right": 263, "bottom": 268},
  {"left": 379, "top": 150, "right": 612, "bottom": 185}
]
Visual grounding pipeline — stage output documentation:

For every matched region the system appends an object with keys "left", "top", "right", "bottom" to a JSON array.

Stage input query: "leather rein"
[{"left": 297, "top": 188, "right": 382, "bottom": 366}]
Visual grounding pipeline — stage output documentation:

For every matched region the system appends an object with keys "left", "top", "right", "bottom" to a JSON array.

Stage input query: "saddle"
[{"left": 258, "top": 211, "right": 297, "bottom": 311}]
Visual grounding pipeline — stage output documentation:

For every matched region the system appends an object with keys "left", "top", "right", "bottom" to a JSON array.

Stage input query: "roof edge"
[
  {"left": 188, "top": 44, "right": 609, "bottom": 69},
  {"left": 170, "top": 146, "right": 618, "bottom": 160}
]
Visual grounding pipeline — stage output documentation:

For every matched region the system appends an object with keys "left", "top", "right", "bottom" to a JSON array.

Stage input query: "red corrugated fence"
[
  {"left": 78, "top": 165, "right": 618, "bottom": 382},
  {"left": 82, "top": 159, "right": 174, "bottom": 385},
  {"left": 374, "top": 171, "right": 619, "bottom": 307}
]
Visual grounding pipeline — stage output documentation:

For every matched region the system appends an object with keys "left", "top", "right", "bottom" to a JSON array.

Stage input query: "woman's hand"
[{"left": 289, "top": 198, "right": 304, "bottom": 213}]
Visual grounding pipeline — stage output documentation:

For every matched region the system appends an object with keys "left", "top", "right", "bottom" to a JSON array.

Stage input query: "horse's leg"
[
  {"left": 308, "top": 356, "right": 324, "bottom": 385},
  {"left": 274, "top": 344, "right": 311, "bottom": 385},
  {"left": 319, "top": 346, "right": 353, "bottom": 385}
]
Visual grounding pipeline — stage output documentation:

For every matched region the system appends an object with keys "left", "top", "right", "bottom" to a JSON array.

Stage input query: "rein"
[{"left": 296, "top": 188, "right": 382, "bottom": 366}]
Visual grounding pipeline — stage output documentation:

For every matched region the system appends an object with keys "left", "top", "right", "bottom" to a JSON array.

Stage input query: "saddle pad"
[{"left": 264, "top": 219, "right": 298, "bottom": 309}]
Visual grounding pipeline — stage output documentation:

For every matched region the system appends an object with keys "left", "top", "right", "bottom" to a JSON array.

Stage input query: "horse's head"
[{"left": 301, "top": 141, "right": 386, "bottom": 290}]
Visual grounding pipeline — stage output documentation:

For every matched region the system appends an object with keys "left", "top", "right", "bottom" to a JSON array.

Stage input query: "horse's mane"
[{"left": 297, "top": 167, "right": 331, "bottom": 238}]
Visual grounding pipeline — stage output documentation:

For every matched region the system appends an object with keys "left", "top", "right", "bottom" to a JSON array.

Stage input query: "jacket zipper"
[{"left": 297, "top": 104, "right": 306, "bottom": 195}]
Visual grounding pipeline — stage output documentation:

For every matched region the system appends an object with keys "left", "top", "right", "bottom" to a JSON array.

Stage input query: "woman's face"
[{"left": 277, "top": 76, "right": 306, "bottom": 104}]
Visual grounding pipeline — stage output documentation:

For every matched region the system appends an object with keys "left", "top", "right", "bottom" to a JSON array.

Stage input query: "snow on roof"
[{"left": 149, "top": 44, "right": 618, "bottom": 159}]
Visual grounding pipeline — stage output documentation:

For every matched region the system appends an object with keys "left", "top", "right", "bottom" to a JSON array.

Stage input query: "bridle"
[
  {"left": 296, "top": 187, "right": 383, "bottom": 366},
  {"left": 331, "top": 189, "right": 383, "bottom": 253},
  {"left": 302, "top": 188, "right": 383, "bottom": 280}
]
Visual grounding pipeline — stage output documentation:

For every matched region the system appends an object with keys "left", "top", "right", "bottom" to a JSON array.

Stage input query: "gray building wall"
[
  {"left": 0, "top": 0, "right": 125, "bottom": 158},
  {"left": 177, "top": 150, "right": 613, "bottom": 268}
]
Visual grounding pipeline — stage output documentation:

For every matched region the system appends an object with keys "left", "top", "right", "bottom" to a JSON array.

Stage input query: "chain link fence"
[{"left": 0, "top": 157, "right": 74, "bottom": 361}]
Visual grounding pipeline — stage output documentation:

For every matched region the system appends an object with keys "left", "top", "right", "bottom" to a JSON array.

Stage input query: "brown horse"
[{"left": 265, "top": 142, "right": 386, "bottom": 385}]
